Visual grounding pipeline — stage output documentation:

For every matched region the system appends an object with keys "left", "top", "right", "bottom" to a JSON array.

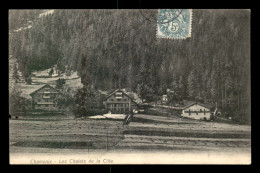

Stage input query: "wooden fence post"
[{"left": 106, "top": 127, "right": 108, "bottom": 151}]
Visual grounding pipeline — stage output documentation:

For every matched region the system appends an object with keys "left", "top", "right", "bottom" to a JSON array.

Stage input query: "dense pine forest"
[{"left": 9, "top": 10, "right": 250, "bottom": 123}]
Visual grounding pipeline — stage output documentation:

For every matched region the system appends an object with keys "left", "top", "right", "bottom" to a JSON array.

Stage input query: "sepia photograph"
[{"left": 9, "top": 9, "right": 251, "bottom": 164}]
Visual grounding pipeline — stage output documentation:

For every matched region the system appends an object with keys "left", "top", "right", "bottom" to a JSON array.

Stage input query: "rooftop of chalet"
[
  {"left": 182, "top": 101, "right": 214, "bottom": 110},
  {"left": 105, "top": 89, "right": 142, "bottom": 104},
  {"left": 29, "top": 84, "right": 60, "bottom": 97}
]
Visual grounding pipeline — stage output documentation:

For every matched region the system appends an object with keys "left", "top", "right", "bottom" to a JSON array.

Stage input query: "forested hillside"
[{"left": 9, "top": 10, "right": 250, "bottom": 123}]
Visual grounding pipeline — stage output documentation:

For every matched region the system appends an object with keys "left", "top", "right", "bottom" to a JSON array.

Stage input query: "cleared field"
[
  {"left": 9, "top": 114, "right": 251, "bottom": 164},
  {"left": 9, "top": 118, "right": 124, "bottom": 153},
  {"left": 118, "top": 114, "right": 251, "bottom": 152},
  {"left": 131, "top": 114, "right": 251, "bottom": 132}
]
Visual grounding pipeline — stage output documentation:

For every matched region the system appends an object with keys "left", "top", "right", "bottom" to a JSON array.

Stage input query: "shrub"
[
  {"left": 87, "top": 109, "right": 107, "bottom": 116},
  {"left": 73, "top": 86, "right": 105, "bottom": 118},
  {"left": 9, "top": 89, "right": 27, "bottom": 116}
]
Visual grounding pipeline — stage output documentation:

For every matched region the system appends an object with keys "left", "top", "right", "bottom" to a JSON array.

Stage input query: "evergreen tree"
[
  {"left": 13, "top": 64, "right": 19, "bottom": 83},
  {"left": 49, "top": 67, "right": 54, "bottom": 77},
  {"left": 9, "top": 89, "right": 27, "bottom": 117},
  {"left": 73, "top": 85, "right": 104, "bottom": 118},
  {"left": 56, "top": 78, "right": 66, "bottom": 89},
  {"left": 187, "top": 70, "right": 196, "bottom": 100}
]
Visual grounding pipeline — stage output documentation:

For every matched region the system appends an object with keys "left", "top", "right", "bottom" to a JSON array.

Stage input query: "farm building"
[
  {"left": 29, "top": 84, "right": 61, "bottom": 110},
  {"left": 103, "top": 89, "right": 138, "bottom": 113},
  {"left": 181, "top": 102, "right": 213, "bottom": 120}
]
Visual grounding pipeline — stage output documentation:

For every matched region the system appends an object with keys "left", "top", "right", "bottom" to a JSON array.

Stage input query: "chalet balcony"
[
  {"left": 37, "top": 91, "right": 59, "bottom": 94},
  {"left": 37, "top": 102, "right": 55, "bottom": 105}
]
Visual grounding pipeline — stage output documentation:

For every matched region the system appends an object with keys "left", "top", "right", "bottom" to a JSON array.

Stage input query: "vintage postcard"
[{"left": 9, "top": 9, "right": 251, "bottom": 164}]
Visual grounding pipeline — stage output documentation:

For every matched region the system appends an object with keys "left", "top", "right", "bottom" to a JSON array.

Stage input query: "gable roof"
[
  {"left": 182, "top": 102, "right": 214, "bottom": 110},
  {"left": 29, "top": 84, "right": 60, "bottom": 96},
  {"left": 105, "top": 89, "right": 137, "bottom": 104},
  {"left": 105, "top": 89, "right": 130, "bottom": 99}
]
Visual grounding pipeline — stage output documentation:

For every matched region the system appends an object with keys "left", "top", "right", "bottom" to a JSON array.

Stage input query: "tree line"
[{"left": 9, "top": 10, "right": 250, "bottom": 124}]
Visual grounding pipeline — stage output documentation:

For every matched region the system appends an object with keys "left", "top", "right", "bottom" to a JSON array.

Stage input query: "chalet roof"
[
  {"left": 29, "top": 84, "right": 61, "bottom": 96},
  {"left": 182, "top": 101, "right": 214, "bottom": 110},
  {"left": 105, "top": 89, "right": 138, "bottom": 104}
]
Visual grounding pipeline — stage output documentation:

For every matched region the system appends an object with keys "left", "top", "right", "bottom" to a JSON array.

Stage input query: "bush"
[
  {"left": 87, "top": 109, "right": 107, "bottom": 116},
  {"left": 9, "top": 89, "right": 27, "bottom": 116},
  {"left": 73, "top": 86, "right": 105, "bottom": 118}
]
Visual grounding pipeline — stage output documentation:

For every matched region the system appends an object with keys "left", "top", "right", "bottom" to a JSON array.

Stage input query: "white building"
[
  {"left": 162, "top": 95, "right": 168, "bottom": 102},
  {"left": 181, "top": 102, "right": 212, "bottom": 120}
]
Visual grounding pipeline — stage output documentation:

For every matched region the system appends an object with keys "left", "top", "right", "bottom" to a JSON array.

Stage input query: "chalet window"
[
  {"left": 204, "top": 109, "right": 206, "bottom": 115},
  {"left": 45, "top": 105, "right": 48, "bottom": 107},
  {"left": 117, "top": 99, "right": 121, "bottom": 101},
  {"left": 196, "top": 111, "right": 198, "bottom": 115},
  {"left": 38, "top": 99, "right": 41, "bottom": 102},
  {"left": 189, "top": 109, "right": 191, "bottom": 115},
  {"left": 200, "top": 109, "right": 202, "bottom": 112},
  {"left": 124, "top": 99, "right": 127, "bottom": 101},
  {"left": 110, "top": 99, "right": 114, "bottom": 101},
  {"left": 115, "top": 92, "right": 122, "bottom": 98}
]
